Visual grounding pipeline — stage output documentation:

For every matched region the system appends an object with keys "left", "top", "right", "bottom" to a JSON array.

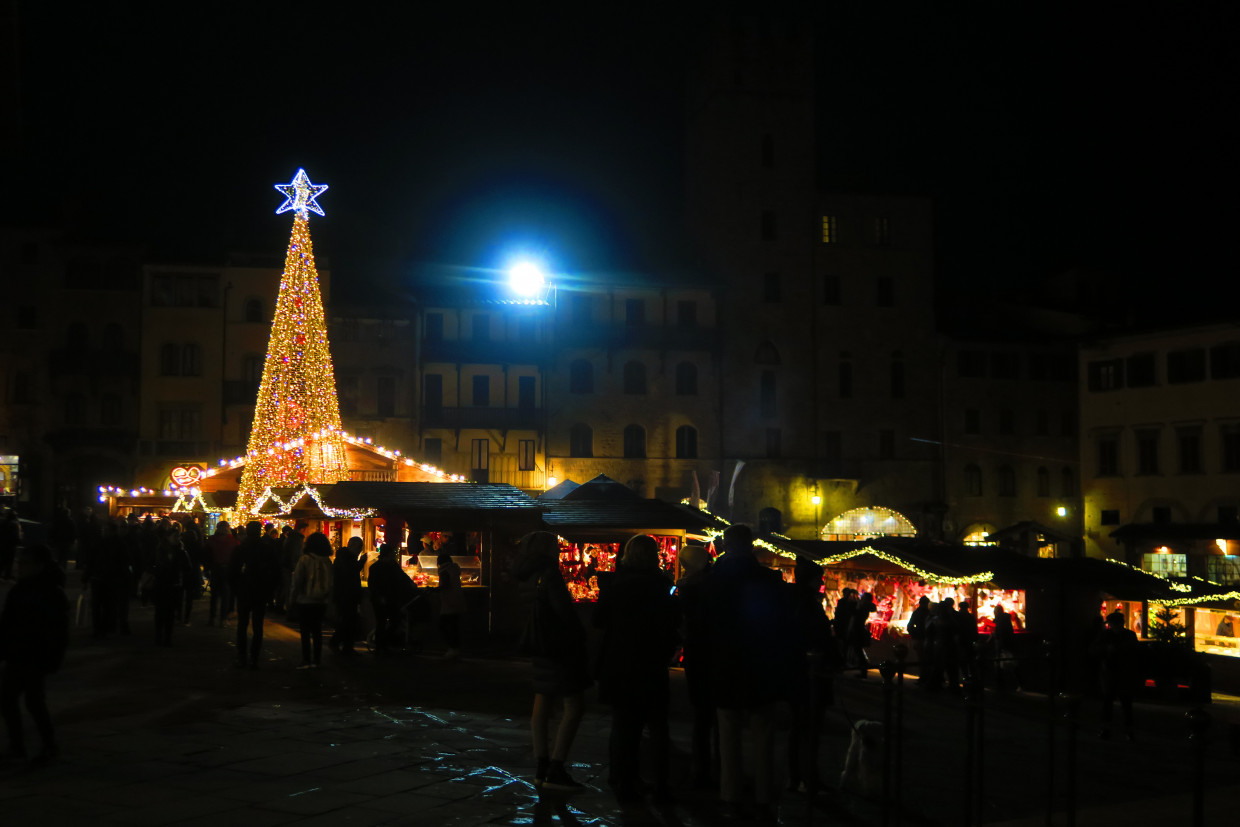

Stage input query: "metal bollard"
[
  {"left": 879, "top": 660, "right": 897, "bottom": 827},
  {"left": 892, "top": 643, "right": 908, "bottom": 827},
  {"left": 1186, "top": 707, "right": 1211, "bottom": 827},
  {"left": 1058, "top": 693, "right": 1080, "bottom": 827}
]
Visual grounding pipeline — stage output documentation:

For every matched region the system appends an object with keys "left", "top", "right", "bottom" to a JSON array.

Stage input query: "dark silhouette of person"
[
  {"left": 515, "top": 530, "right": 591, "bottom": 791},
  {"left": 1093, "top": 611, "right": 1139, "bottom": 739},
  {"left": 957, "top": 599, "right": 980, "bottom": 681},
  {"left": 786, "top": 556, "right": 839, "bottom": 796},
  {"left": 594, "top": 534, "right": 680, "bottom": 803},
  {"left": 992, "top": 604, "right": 1018, "bottom": 693},
  {"left": 84, "top": 519, "right": 127, "bottom": 639},
  {"left": 367, "top": 544, "right": 417, "bottom": 655},
  {"left": 329, "top": 536, "right": 366, "bottom": 656},
  {"left": 436, "top": 552, "right": 466, "bottom": 660},
  {"left": 228, "top": 521, "right": 279, "bottom": 669},
  {"left": 48, "top": 507, "right": 76, "bottom": 568},
  {"left": 924, "top": 597, "right": 961, "bottom": 693},
  {"left": 907, "top": 596, "right": 932, "bottom": 672},
  {"left": 151, "top": 527, "right": 191, "bottom": 646},
  {"left": 291, "top": 531, "right": 334, "bottom": 669},
  {"left": 178, "top": 519, "right": 205, "bottom": 625},
  {"left": 850, "top": 592, "right": 876, "bottom": 678},
  {"left": 702, "top": 524, "right": 800, "bottom": 819},
  {"left": 0, "top": 544, "right": 69, "bottom": 765},
  {"left": 675, "top": 543, "right": 715, "bottom": 788},
  {"left": 205, "top": 521, "right": 238, "bottom": 626}
]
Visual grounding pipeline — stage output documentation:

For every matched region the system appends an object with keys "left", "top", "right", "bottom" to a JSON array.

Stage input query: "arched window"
[
  {"left": 159, "top": 343, "right": 180, "bottom": 376},
  {"left": 623, "top": 424, "right": 646, "bottom": 459},
  {"left": 243, "top": 355, "right": 263, "bottom": 387},
  {"left": 182, "top": 343, "right": 201, "bottom": 376},
  {"left": 890, "top": 359, "right": 905, "bottom": 399},
  {"left": 1061, "top": 467, "right": 1075, "bottom": 497},
  {"left": 569, "top": 423, "right": 593, "bottom": 458},
  {"left": 623, "top": 361, "right": 646, "bottom": 395},
  {"left": 998, "top": 465, "right": 1016, "bottom": 497},
  {"left": 1036, "top": 466, "right": 1050, "bottom": 497},
  {"left": 675, "top": 362, "right": 697, "bottom": 395},
  {"left": 245, "top": 298, "right": 264, "bottom": 323},
  {"left": 569, "top": 359, "right": 593, "bottom": 394},
  {"left": 760, "top": 370, "right": 776, "bottom": 417},
  {"left": 675, "top": 425, "right": 698, "bottom": 459},
  {"left": 64, "top": 392, "right": 86, "bottom": 426},
  {"left": 964, "top": 464, "right": 982, "bottom": 496},
  {"left": 754, "top": 340, "right": 781, "bottom": 365}
]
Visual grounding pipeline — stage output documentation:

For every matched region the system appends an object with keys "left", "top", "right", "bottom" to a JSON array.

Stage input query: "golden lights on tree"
[{"left": 234, "top": 170, "right": 348, "bottom": 516}]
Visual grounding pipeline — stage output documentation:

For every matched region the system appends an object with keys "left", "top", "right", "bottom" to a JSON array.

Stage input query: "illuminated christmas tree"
[{"left": 234, "top": 169, "right": 349, "bottom": 516}]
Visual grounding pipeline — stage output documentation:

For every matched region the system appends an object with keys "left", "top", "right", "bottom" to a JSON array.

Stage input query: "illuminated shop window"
[
  {"left": 1142, "top": 549, "right": 1187, "bottom": 578},
  {"left": 1194, "top": 608, "right": 1240, "bottom": 658},
  {"left": 823, "top": 506, "right": 916, "bottom": 541},
  {"left": 962, "top": 524, "right": 996, "bottom": 546},
  {"left": 1206, "top": 553, "right": 1240, "bottom": 584}
]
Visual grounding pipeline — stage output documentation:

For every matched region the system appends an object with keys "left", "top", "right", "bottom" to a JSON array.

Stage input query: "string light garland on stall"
[{"left": 755, "top": 536, "right": 996, "bottom": 586}]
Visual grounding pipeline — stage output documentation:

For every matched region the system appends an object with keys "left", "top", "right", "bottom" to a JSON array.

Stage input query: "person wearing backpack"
[{"left": 291, "top": 532, "right": 334, "bottom": 669}]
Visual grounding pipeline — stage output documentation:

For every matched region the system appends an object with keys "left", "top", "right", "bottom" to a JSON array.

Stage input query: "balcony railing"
[{"left": 421, "top": 406, "right": 542, "bottom": 430}]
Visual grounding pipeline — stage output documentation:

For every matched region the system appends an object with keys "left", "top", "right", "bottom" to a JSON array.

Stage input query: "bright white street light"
[{"left": 508, "top": 260, "right": 546, "bottom": 297}]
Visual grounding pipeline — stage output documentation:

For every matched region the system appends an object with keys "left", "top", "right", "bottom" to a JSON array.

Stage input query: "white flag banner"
[
  {"left": 690, "top": 470, "right": 701, "bottom": 510},
  {"left": 728, "top": 460, "right": 745, "bottom": 510},
  {"left": 705, "top": 470, "right": 720, "bottom": 510}
]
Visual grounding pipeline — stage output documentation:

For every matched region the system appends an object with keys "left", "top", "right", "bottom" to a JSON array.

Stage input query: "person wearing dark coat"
[
  {"left": 205, "top": 521, "right": 238, "bottom": 627},
  {"left": 515, "top": 531, "right": 591, "bottom": 791},
  {"left": 675, "top": 543, "right": 715, "bottom": 788},
  {"left": 907, "top": 596, "right": 932, "bottom": 672},
  {"left": 84, "top": 519, "right": 128, "bottom": 638},
  {"left": 786, "top": 556, "right": 840, "bottom": 795},
  {"left": 1093, "top": 611, "right": 1139, "bottom": 739},
  {"left": 150, "top": 528, "right": 192, "bottom": 646},
  {"left": 702, "top": 524, "right": 800, "bottom": 818},
  {"left": 0, "top": 544, "right": 68, "bottom": 765},
  {"left": 849, "top": 592, "right": 876, "bottom": 678},
  {"left": 594, "top": 534, "right": 680, "bottom": 802},
  {"left": 367, "top": 544, "right": 419, "bottom": 654},
  {"left": 330, "top": 537, "right": 366, "bottom": 656},
  {"left": 228, "top": 521, "right": 280, "bottom": 669}
]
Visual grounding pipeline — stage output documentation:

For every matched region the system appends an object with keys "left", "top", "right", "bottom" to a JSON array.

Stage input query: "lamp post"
[{"left": 811, "top": 488, "right": 822, "bottom": 538}]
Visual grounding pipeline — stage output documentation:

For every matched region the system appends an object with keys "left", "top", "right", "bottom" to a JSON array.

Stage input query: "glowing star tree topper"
[
  {"left": 234, "top": 170, "right": 348, "bottom": 517},
  {"left": 274, "top": 168, "right": 328, "bottom": 217}
]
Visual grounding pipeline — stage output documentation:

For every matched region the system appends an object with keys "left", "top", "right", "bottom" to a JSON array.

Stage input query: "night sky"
[{"left": 8, "top": 5, "right": 1233, "bottom": 308}]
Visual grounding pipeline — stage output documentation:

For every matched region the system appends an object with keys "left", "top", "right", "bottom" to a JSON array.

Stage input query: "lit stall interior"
[{"left": 557, "top": 534, "right": 693, "bottom": 602}]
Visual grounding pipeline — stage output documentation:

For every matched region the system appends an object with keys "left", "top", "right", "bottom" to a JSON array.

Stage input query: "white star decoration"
[{"left": 274, "top": 168, "right": 328, "bottom": 217}]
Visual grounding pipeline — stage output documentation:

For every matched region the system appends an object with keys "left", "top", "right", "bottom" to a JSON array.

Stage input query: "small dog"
[{"left": 839, "top": 719, "right": 884, "bottom": 797}]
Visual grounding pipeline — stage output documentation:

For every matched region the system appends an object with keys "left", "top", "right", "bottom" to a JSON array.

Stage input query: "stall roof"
[
  {"left": 987, "top": 520, "right": 1076, "bottom": 544},
  {"left": 1109, "top": 523, "right": 1240, "bottom": 542},
  {"left": 540, "top": 498, "right": 726, "bottom": 537},
  {"left": 1041, "top": 556, "right": 1240, "bottom": 606},
  {"left": 322, "top": 481, "right": 543, "bottom": 516},
  {"left": 538, "top": 479, "right": 581, "bottom": 500},
  {"left": 559, "top": 474, "right": 641, "bottom": 501}
]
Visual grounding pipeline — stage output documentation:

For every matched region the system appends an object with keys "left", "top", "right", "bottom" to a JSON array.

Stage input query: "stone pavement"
[{"left": 1, "top": 571, "right": 1238, "bottom": 825}]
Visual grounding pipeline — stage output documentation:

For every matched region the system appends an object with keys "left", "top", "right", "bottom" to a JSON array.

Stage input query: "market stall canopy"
[
  {"left": 321, "top": 481, "right": 544, "bottom": 531},
  {"left": 538, "top": 479, "right": 581, "bottom": 500},
  {"left": 539, "top": 476, "right": 726, "bottom": 541},
  {"left": 1042, "top": 556, "right": 1240, "bottom": 607},
  {"left": 1109, "top": 523, "right": 1240, "bottom": 543}
]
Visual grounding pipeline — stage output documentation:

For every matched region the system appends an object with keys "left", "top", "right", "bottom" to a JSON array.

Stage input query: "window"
[
  {"left": 518, "top": 376, "right": 535, "bottom": 410},
  {"left": 675, "top": 425, "right": 698, "bottom": 459},
  {"left": 821, "top": 215, "right": 837, "bottom": 244},
  {"left": 158, "top": 407, "right": 201, "bottom": 440},
  {"left": 471, "top": 438, "right": 489, "bottom": 483},
  {"left": 569, "top": 360, "right": 593, "bottom": 394},
  {"left": 181, "top": 344, "right": 201, "bottom": 377},
  {"left": 823, "top": 274, "right": 841, "bottom": 305},
  {"left": 1098, "top": 435, "right": 1119, "bottom": 476},
  {"left": 622, "top": 361, "right": 647, "bottom": 395},
  {"left": 518, "top": 317, "right": 536, "bottom": 342},
  {"left": 998, "top": 466, "right": 1016, "bottom": 497},
  {"left": 676, "top": 362, "right": 697, "bottom": 395},
  {"left": 761, "top": 133, "right": 774, "bottom": 168},
  {"left": 424, "top": 374, "right": 443, "bottom": 411},
  {"left": 766, "top": 428, "right": 781, "bottom": 458},
  {"left": 1178, "top": 427, "right": 1202, "bottom": 474},
  {"left": 763, "top": 272, "right": 781, "bottom": 302},
  {"left": 625, "top": 298, "right": 645, "bottom": 326},
  {"left": 243, "top": 355, "right": 263, "bottom": 387},
  {"left": 244, "top": 298, "right": 264, "bottom": 323},
  {"left": 569, "top": 424, "right": 593, "bottom": 458},
  {"left": 1210, "top": 342, "right": 1240, "bottom": 379},
  {"left": 760, "top": 370, "right": 776, "bottom": 417},
  {"left": 1143, "top": 552, "right": 1187, "bottom": 578},
  {"left": 1035, "top": 410, "right": 1049, "bottom": 436},
  {"left": 423, "top": 437, "right": 442, "bottom": 464},
  {"left": 1100, "top": 509, "right": 1120, "bottom": 526},
  {"left": 472, "top": 375, "right": 490, "bottom": 407},
  {"left": 1152, "top": 506, "right": 1171, "bottom": 524},
  {"left": 623, "top": 425, "right": 646, "bottom": 459},
  {"left": 518, "top": 439, "right": 536, "bottom": 471},
  {"left": 100, "top": 393, "right": 121, "bottom": 426},
  {"left": 1126, "top": 352, "right": 1156, "bottom": 387},
  {"left": 958, "top": 351, "right": 987, "bottom": 378},
  {"left": 339, "top": 376, "right": 358, "bottom": 416},
  {"left": 761, "top": 210, "right": 777, "bottom": 241},
  {"left": 991, "top": 352, "right": 1020, "bottom": 380},
  {"left": 149, "top": 272, "right": 220, "bottom": 308},
  {"left": 64, "top": 393, "right": 86, "bottom": 426},
  {"left": 1136, "top": 429, "right": 1160, "bottom": 475},
  {"left": 838, "top": 361, "right": 853, "bottom": 399},
  {"left": 876, "top": 277, "right": 893, "bottom": 307},
  {"left": 1036, "top": 467, "right": 1050, "bottom": 497},
  {"left": 878, "top": 429, "right": 894, "bottom": 460},
  {"left": 473, "top": 314, "right": 490, "bottom": 341},
  {"left": 1061, "top": 467, "right": 1075, "bottom": 497},
  {"left": 964, "top": 464, "right": 982, "bottom": 497},
  {"left": 1206, "top": 556, "right": 1240, "bottom": 585},
  {"left": 377, "top": 377, "right": 396, "bottom": 417},
  {"left": 425, "top": 313, "right": 444, "bottom": 341},
  {"left": 1087, "top": 359, "right": 1124, "bottom": 391},
  {"left": 1222, "top": 425, "right": 1240, "bottom": 472},
  {"left": 964, "top": 409, "right": 980, "bottom": 435},
  {"left": 999, "top": 410, "right": 1014, "bottom": 435},
  {"left": 159, "top": 343, "right": 179, "bottom": 376},
  {"left": 890, "top": 360, "right": 905, "bottom": 399},
  {"left": 677, "top": 300, "right": 697, "bottom": 327},
  {"left": 874, "top": 216, "right": 891, "bottom": 247},
  {"left": 1167, "top": 348, "right": 1206, "bottom": 384}
]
